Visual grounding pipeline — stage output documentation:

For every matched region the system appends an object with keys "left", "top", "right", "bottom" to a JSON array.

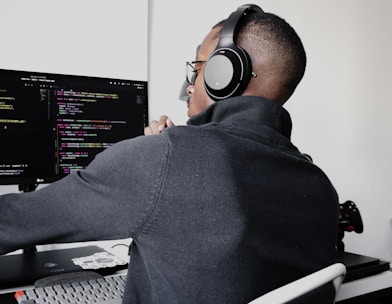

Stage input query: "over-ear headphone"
[{"left": 204, "top": 4, "right": 264, "bottom": 101}]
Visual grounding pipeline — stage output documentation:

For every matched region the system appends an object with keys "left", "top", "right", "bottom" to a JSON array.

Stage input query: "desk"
[
  {"left": 1, "top": 246, "right": 392, "bottom": 304},
  {"left": 337, "top": 269, "right": 392, "bottom": 303}
]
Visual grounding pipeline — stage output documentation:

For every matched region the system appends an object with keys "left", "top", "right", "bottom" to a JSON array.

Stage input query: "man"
[{"left": 0, "top": 4, "right": 339, "bottom": 303}]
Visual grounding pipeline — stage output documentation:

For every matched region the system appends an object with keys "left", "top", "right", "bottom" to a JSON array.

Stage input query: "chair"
[{"left": 248, "top": 263, "right": 346, "bottom": 304}]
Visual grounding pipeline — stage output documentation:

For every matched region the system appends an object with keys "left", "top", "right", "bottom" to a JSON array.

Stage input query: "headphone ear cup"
[
  {"left": 202, "top": 4, "right": 263, "bottom": 101},
  {"left": 204, "top": 46, "right": 252, "bottom": 101}
]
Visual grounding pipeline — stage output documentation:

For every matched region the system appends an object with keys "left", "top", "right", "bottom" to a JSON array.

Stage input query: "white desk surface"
[{"left": 336, "top": 268, "right": 392, "bottom": 301}]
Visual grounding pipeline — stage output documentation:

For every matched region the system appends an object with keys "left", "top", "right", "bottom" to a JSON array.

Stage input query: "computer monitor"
[
  {"left": 0, "top": 68, "right": 148, "bottom": 189},
  {"left": 0, "top": 68, "right": 148, "bottom": 286}
]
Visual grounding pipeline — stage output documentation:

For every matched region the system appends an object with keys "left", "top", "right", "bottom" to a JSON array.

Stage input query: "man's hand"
[{"left": 144, "top": 115, "right": 175, "bottom": 135}]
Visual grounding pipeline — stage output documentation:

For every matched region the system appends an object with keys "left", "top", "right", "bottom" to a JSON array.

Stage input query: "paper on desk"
[{"left": 72, "top": 251, "right": 127, "bottom": 269}]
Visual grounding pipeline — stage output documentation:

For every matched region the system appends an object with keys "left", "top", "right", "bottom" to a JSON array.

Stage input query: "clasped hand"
[{"left": 144, "top": 115, "right": 175, "bottom": 135}]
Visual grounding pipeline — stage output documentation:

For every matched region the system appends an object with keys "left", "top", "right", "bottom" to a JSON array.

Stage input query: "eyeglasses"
[{"left": 185, "top": 60, "right": 206, "bottom": 85}]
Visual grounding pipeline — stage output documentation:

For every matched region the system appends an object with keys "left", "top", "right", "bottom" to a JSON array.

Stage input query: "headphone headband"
[{"left": 219, "top": 4, "right": 264, "bottom": 45}]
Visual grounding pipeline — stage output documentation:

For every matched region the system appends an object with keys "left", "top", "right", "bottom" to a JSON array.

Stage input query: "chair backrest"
[{"left": 248, "top": 263, "right": 346, "bottom": 304}]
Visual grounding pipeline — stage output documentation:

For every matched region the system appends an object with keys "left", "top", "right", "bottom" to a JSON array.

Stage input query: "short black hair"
[{"left": 236, "top": 11, "right": 307, "bottom": 96}]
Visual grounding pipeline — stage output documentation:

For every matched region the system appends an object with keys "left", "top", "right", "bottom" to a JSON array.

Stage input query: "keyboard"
[{"left": 14, "top": 274, "right": 126, "bottom": 304}]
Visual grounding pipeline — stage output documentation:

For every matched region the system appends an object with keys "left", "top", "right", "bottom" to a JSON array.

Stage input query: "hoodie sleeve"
[{"left": 0, "top": 134, "right": 170, "bottom": 254}]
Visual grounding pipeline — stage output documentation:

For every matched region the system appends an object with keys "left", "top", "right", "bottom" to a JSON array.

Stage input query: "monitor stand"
[
  {"left": 18, "top": 183, "right": 39, "bottom": 255},
  {"left": 0, "top": 184, "right": 127, "bottom": 288}
]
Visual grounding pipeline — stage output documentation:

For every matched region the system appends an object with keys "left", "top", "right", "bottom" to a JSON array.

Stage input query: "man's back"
[{"left": 123, "top": 97, "right": 339, "bottom": 303}]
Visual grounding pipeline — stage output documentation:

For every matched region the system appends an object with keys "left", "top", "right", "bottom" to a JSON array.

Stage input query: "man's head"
[{"left": 186, "top": 5, "right": 306, "bottom": 117}]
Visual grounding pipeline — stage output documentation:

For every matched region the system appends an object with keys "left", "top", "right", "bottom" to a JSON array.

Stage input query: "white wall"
[
  {"left": 149, "top": 0, "right": 392, "bottom": 261},
  {"left": 0, "top": 0, "right": 148, "bottom": 80}
]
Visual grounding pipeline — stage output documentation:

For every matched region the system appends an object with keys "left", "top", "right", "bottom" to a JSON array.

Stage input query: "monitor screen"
[{"left": 0, "top": 68, "right": 148, "bottom": 186}]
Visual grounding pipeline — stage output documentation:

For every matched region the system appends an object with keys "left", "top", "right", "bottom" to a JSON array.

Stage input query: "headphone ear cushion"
[{"left": 204, "top": 46, "right": 252, "bottom": 101}]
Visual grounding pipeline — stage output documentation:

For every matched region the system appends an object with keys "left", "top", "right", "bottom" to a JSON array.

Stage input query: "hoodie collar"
[{"left": 187, "top": 96, "right": 292, "bottom": 139}]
